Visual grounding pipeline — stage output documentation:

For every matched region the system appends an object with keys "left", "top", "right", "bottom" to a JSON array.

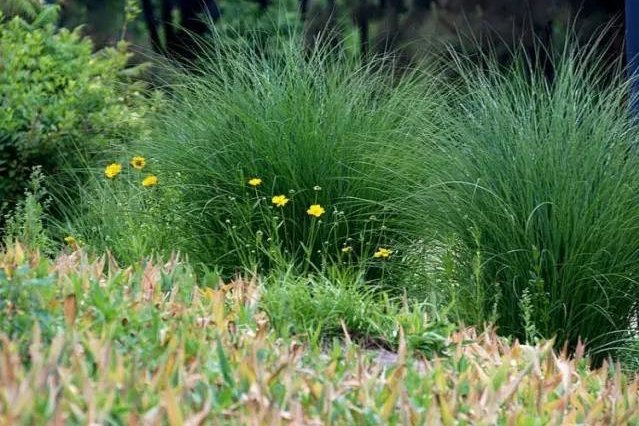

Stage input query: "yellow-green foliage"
[
  {"left": 0, "top": 6, "right": 145, "bottom": 206},
  {"left": 0, "top": 0, "right": 41, "bottom": 19},
  {"left": 0, "top": 244, "right": 637, "bottom": 424}
]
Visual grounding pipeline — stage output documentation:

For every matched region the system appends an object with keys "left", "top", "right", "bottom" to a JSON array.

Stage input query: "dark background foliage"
[{"left": 35, "top": 1, "right": 628, "bottom": 62}]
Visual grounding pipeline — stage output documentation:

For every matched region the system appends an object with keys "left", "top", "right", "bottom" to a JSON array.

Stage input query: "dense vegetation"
[
  {"left": 0, "top": 243, "right": 637, "bottom": 423},
  {"left": 1, "top": 1, "right": 638, "bottom": 422},
  {"left": 58, "top": 37, "right": 440, "bottom": 272},
  {"left": 0, "top": 6, "right": 146, "bottom": 215}
]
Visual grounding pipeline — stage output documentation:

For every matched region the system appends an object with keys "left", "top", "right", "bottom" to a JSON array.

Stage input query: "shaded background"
[{"left": 50, "top": 0, "right": 625, "bottom": 63}]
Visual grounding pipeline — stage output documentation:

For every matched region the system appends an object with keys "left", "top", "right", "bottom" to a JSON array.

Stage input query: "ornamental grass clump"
[
  {"left": 407, "top": 43, "right": 639, "bottom": 361},
  {"left": 136, "top": 34, "right": 440, "bottom": 272}
]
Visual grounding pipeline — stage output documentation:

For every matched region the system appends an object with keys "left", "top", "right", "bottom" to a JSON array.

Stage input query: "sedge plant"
[
  {"left": 116, "top": 32, "right": 442, "bottom": 273},
  {"left": 400, "top": 39, "right": 639, "bottom": 362}
]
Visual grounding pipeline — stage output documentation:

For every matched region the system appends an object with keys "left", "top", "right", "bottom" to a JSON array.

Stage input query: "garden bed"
[{"left": 1, "top": 244, "right": 637, "bottom": 424}]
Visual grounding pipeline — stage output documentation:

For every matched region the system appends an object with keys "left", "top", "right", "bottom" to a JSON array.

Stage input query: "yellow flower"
[
  {"left": 373, "top": 248, "right": 393, "bottom": 259},
  {"left": 104, "top": 163, "right": 122, "bottom": 179},
  {"left": 142, "top": 175, "right": 158, "bottom": 187},
  {"left": 272, "top": 195, "right": 289, "bottom": 207},
  {"left": 131, "top": 156, "right": 146, "bottom": 170},
  {"left": 64, "top": 236, "right": 76, "bottom": 245},
  {"left": 341, "top": 246, "right": 352, "bottom": 254},
  {"left": 306, "top": 204, "right": 325, "bottom": 218},
  {"left": 248, "top": 178, "right": 262, "bottom": 187}
]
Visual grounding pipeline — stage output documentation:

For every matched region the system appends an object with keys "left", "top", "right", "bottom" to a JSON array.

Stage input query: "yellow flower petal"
[
  {"left": 105, "top": 163, "right": 122, "bottom": 179},
  {"left": 271, "top": 195, "right": 289, "bottom": 207},
  {"left": 142, "top": 175, "right": 158, "bottom": 187},
  {"left": 131, "top": 156, "right": 146, "bottom": 170},
  {"left": 373, "top": 248, "right": 393, "bottom": 259},
  {"left": 306, "top": 204, "right": 325, "bottom": 218}
]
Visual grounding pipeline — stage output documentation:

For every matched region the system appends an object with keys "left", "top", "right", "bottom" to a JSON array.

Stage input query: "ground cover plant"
[
  {"left": 0, "top": 244, "right": 637, "bottom": 424},
  {"left": 398, "top": 44, "right": 639, "bottom": 362}
]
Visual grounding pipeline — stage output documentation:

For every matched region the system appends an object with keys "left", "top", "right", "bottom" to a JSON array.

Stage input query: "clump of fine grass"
[
  {"left": 402, "top": 40, "right": 639, "bottom": 361},
  {"left": 125, "top": 32, "right": 441, "bottom": 273}
]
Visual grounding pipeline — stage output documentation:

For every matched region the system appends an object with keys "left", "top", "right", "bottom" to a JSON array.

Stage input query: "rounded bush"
[{"left": 0, "top": 6, "right": 144, "bottom": 210}]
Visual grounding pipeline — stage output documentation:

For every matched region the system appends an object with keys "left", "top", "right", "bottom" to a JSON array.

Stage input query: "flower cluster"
[
  {"left": 248, "top": 178, "right": 327, "bottom": 217},
  {"left": 248, "top": 177, "right": 392, "bottom": 260},
  {"left": 104, "top": 156, "right": 157, "bottom": 187}
]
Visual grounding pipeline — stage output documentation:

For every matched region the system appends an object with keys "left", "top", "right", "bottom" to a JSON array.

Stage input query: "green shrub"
[
  {"left": 0, "top": 6, "right": 145, "bottom": 212},
  {"left": 68, "top": 34, "right": 440, "bottom": 272},
  {"left": 406, "top": 46, "right": 639, "bottom": 361},
  {"left": 0, "top": 0, "right": 41, "bottom": 19}
]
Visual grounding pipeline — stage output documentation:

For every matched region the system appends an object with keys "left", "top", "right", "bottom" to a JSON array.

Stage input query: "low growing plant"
[
  {"left": 261, "top": 267, "right": 393, "bottom": 342},
  {"left": 2, "top": 167, "right": 52, "bottom": 252},
  {"left": 0, "top": 245, "right": 637, "bottom": 424}
]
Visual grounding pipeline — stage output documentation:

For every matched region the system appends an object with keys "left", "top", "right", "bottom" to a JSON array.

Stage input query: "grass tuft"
[
  {"left": 401, "top": 42, "right": 639, "bottom": 361},
  {"left": 109, "top": 33, "right": 441, "bottom": 272}
]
